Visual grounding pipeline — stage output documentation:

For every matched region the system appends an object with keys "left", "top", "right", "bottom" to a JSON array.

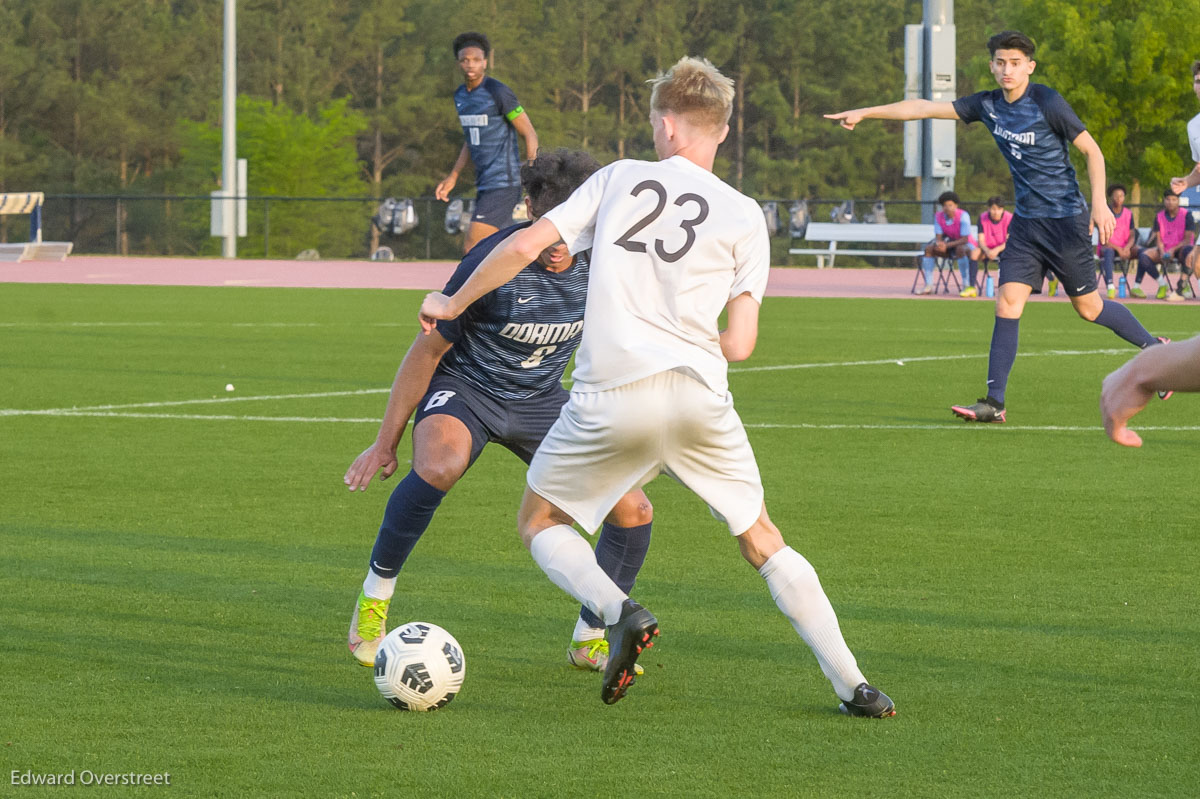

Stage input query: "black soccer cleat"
[
  {"left": 950, "top": 396, "right": 1006, "bottom": 423},
  {"left": 601, "top": 599, "right": 659, "bottom": 705},
  {"left": 838, "top": 683, "right": 896, "bottom": 718}
]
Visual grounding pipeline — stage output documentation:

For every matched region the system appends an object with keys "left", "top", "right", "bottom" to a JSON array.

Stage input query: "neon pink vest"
[
  {"left": 1157, "top": 209, "right": 1189, "bottom": 251},
  {"left": 981, "top": 211, "right": 1012, "bottom": 249},
  {"left": 935, "top": 208, "right": 964, "bottom": 239},
  {"left": 1099, "top": 207, "right": 1133, "bottom": 254},
  {"left": 935, "top": 208, "right": 977, "bottom": 246}
]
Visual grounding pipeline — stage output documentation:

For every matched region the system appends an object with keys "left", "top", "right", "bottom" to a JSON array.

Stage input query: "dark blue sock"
[
  {"left": 368, "top": 470, "right": 447, "bottom": 577},
  {"left": 1093, "top": 299, "right": 1156, "bottom": 348},
  {"left": 985, "top": 317, "right": 1020, "bottom": 405},
  {"left": 1136, "top": 252, "right": 1158, "bottom": 281},
  {"left": 578, "top": 521, "right": 652, "bottom": 629},
  {"left": 1100, "top": 248, "right": 1115, "bottom": 284}
]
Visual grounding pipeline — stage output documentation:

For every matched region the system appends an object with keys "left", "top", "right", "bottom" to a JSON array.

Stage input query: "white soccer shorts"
[{"left": 526, "top": 368, "right": 765, "bottom": 535}]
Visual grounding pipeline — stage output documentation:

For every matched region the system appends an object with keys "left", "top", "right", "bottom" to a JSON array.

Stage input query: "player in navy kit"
[
  {"left": 828, "top": 31, "right": 1169, "bottom": 422},
  {"left": 435, "top": 32, "right": 540, "bottom": 254},
  {"left": 345, "top": 150, "right": 653, "bottom": 671}
]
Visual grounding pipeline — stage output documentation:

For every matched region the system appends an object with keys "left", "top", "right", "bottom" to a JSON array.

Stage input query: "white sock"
[
  {"left": 1157, "top": 275, "right": 1169, "bottom": 286},
  {"left": 529, "top": 525, "right": 626, "bottom": 625},
  {"left": 572, "top": 617, "right": 607, "bottom": 644},
  {"left": 362, "top": 571, "right": 396, "bottom": 601},
  {"left": 758, "top": 547, "right": 867, "bottom": 702}
]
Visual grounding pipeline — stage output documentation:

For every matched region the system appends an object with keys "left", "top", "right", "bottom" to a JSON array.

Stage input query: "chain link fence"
[{"left": 1, "top": 194, "right": 1173, "bottom": 264}]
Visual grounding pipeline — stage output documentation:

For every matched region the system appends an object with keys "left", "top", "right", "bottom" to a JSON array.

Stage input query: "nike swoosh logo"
[
  {"left": 1076, "top": 286, "right": 1088, "bottom": 291},
  {"left": 517, "top": 297, "right": 533, "bottom": 304}
]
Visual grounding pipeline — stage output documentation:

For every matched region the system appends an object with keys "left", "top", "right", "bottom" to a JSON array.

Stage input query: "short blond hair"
[{"left": 648, "top": 56, "right": 734, "bottom": 132}]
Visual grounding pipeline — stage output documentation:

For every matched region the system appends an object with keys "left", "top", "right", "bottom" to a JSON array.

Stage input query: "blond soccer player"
[{"left": 419, "top": 57, "right": 894, "bottom": 715}]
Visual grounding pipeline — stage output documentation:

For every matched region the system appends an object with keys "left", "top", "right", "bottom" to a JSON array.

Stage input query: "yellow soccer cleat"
[
  {"left": 567, "top": 638, "right": 644, "bottom": 676},
  {"left": 348, "top": 590, "right": 389, "bottom": 667}
]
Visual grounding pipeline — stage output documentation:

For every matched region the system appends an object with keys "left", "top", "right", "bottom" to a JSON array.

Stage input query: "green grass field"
[{"left": 2, "top": 283, "right": 1198, "bottom": 798}]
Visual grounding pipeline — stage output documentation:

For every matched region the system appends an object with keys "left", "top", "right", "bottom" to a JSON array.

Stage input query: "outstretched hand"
[
  {"left": 824, "top": 110, "right": 864, "bottom": 130},
  {"left": 1091, "top": 204, "right": 1116, "bottom": 247},
  {"left": 1100, "top": 363, "right": 1149, "bottom": 448},
  {"left": 344, "top": 443, "right": 401, "bottom": 491},
  {"left": 434, "top": 174, "right": 457, "bottom": 202},
  {"left": 419, "top": 292, "right": 455, "bottom": 335}
]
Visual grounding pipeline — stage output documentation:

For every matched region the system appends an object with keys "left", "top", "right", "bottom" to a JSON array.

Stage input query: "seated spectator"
[
  {"left": 1097, "top": 184, "right": 1138, "bottom": 298},
  {"left": 1133, "top": 189, "right": 1192, "bottom": 302},
  {"left": 967, "top": 196, "right": 1011, "bottom": 296},
  {"left": 919, "top": 191, "right": 977, "bottom": 295}
]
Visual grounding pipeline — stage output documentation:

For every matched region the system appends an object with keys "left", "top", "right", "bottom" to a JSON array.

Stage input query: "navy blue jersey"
[
  {"left": 953, "top": 84, "right": 1087, "bottom": 219},
  {"left": 454, "top": 77, "right": 523, "bottom": 191},
  {"left": 435, "top": 223, "right": 589, "bottom": 400}
]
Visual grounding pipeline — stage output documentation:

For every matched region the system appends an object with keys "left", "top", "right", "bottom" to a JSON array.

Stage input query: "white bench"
[
  {"left": 791, "top": 221, "right": 985, "bottom": 294},
  {"left": 790, "top": 222, "right": 959, "bottom": 268},
  {"left": 0, "top": 192, "right": 73, "bottom": 262}
]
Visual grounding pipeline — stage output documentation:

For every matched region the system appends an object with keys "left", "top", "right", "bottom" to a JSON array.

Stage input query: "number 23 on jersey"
[{"left": 613, "top": 179, "right": 710, "bottom": 263}]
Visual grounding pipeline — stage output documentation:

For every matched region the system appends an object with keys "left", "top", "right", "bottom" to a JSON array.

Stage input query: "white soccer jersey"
[
  {"left": 542, "top": 155, "right": 770, "bottom": 396},
  {"left": 1189, "top": 112, "right": 1200, "bottom": 164}
]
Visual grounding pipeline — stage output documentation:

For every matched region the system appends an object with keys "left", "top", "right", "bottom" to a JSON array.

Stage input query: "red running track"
[{"left": 0, "top": 255, "right": 1167, "bottom": 302}]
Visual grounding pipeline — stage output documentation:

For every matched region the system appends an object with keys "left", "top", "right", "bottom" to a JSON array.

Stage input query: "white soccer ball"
[{"left": 373, "top": 622, "right": 465, "bottom": 711}]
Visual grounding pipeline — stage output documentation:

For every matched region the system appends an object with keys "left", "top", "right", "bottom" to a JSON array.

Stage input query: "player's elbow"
[
  {"left": 720, "top": 333, "right": 757, "bottom": 362},
  {"left": 508, "top": 229, "right": 545, "bottom": 263}
]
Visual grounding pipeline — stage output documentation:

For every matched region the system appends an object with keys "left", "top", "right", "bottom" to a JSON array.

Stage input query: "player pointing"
[
  {"left": 421, "top": 57, "right": 894, "bottom": 716},
  {"left": 828, "top": 31, "right": 1169, "bottom": 423}
]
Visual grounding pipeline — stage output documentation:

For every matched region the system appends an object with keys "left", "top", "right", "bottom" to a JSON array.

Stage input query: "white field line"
[
  {"left": 729, "top": 348, "right": 1131, "bottom": 373},
  {"left": 0, "top": 388, "right": 389, "bottom": 417},
  {"left": 6, "top": 410, "right": 1200, "bottom": 433},
  {"left": 1, "top": 348, "right": 1192, "bottom": 435},
  {"left": 0, "top": 321, "right": 407, "bottom": 328}
]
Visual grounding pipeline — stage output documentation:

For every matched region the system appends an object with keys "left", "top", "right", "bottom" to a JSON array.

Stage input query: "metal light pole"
[
  {"left": 221, "top": 0, "right": 237, "bottom": 258},
  {"left": 904, "top": 0, "right": 956, "bottom": 223}
]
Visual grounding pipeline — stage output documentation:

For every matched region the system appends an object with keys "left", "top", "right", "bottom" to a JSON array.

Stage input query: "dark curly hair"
[
  {"left": 521, "top": 149, "right": 602, "bottom": 218},
  {"left": 453, "top": 32, "right": 491, "bottom": 59},
  {"left": 987, "top": 31, "right": 1035, "bottom": 59},
  {"left": 937, "top": 190, "right": 961, "bottom": 206}
]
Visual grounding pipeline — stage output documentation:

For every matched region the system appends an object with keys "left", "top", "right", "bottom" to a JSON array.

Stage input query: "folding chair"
[
  {"left": 910, "top": 252, "right": 963, "bottom": 295},
  {"left": 932, "top": 256, "right": 962, "bottom": 294}
]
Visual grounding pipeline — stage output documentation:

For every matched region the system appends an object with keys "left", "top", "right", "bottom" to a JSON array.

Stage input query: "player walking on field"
[
  {"left": 435, "top": 32, "right": 540, "bottom": 255},
  {"left": 345, "top": 150, "right": 654, "bottom": 674},
  {"left": 828, "top": 30, "right": 1170, "bottom": 423},
  {"left": 420, "top": 57, "right": 894, "bottom": 715}
]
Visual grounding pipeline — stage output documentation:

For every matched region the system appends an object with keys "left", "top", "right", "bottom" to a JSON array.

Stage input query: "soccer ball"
[{"left": 373, "top": 622, "right": 465, "bottom": 711}]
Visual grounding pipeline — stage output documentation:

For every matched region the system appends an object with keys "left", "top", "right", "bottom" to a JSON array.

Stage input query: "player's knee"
[
  {"left": 412, "top": 459, "right": 466, "bottom": 492},
  {"left": 607, "top": 493, "right": 653, "bottom": 527},
  {"left": 1074, "top": 297, "right": 1102, "bottom": 321}
]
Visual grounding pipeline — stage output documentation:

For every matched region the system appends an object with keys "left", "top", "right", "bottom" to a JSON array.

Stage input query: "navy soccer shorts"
[
  {"left": 999, "top": 210, "right": 1097, "bottom": 297},
  {"left": 412, "top": 373, "right": 568, "bottom": 466},
  {"left": 472, "top": 186, "right": 523, "bottom": 229}
]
